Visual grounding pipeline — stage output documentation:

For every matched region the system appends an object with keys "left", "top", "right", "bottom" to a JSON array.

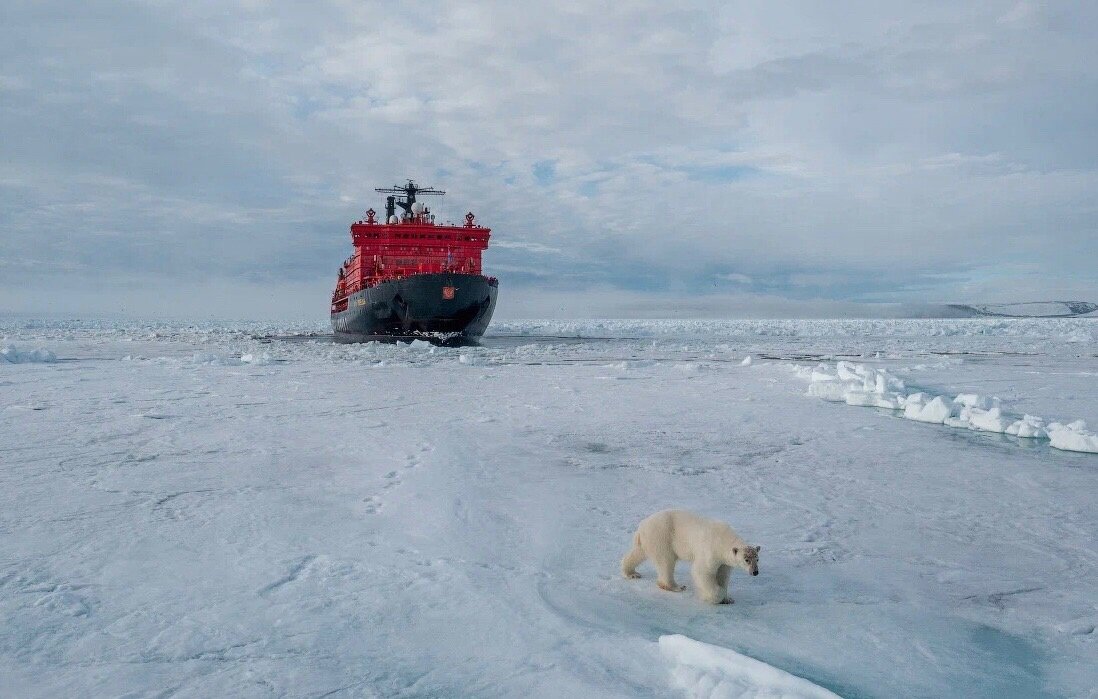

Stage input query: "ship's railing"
[{"left": 352, "top": 230, "right": 490, "bottom": 246}]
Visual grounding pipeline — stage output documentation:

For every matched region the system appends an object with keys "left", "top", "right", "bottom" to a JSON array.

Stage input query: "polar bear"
[{"left": 621, "top": 509, "right": 760, "bottom": 605}]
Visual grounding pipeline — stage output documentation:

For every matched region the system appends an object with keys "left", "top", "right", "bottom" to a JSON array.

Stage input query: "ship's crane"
[{"left": 375, "top": 180, "right": 446, "bottom": 221}]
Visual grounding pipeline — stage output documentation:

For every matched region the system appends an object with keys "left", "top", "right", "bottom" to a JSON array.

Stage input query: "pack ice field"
[{"left": 2, "top": 317, "right": 1096, "bottom": 698}]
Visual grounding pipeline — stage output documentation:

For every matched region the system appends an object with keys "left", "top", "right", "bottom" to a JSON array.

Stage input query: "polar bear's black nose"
[{"left": 752, "top": 571, "right": 758, "bottom": 576}]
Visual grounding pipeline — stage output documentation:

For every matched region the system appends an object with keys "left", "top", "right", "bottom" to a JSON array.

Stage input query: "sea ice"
[
  {"left": 961, "top": 406, "right": 1010, "bottom": 433},
  {"left": 807, "top": 380, "right": 848, "bottom": 402},
  {"left": 954, "top": 393, "right": 999, "bottom": 410},
  {"left": 1047, "top": 420, "right": 1098, "bottom": 453},
  {"left": 239, "top": 352, "right": 272, "bottom": 365},
  {"left": 795, "top": 359, "right": 1098, "bottom": 452},
  {"left": 1, "top": 317, "right": 1095, "bottom": 696},
  {"left": 1, "top": 343, "right": 56, "bottom": 363},
  {"left": 904, "top": 395, "right": 954, "bottom": 424},
  {"left": 1005, "top": 416, "right": 1048, "bottom": 439},
  {"left": 659, "top": 635, "right": 841, "bottom": 699}
]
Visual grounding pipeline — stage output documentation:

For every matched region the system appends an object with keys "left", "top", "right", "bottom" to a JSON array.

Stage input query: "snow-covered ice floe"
[
  {"left": 659, "top": 635, "right": 841, "bottom": 699},
  {"left": 794, "top": 360, "right": 1098, "bottom": 453}
]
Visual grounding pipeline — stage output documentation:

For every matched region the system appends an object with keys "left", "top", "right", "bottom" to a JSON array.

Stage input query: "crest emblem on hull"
[{"left": 442, "top": 286, "right": 456, "bottom": 300}]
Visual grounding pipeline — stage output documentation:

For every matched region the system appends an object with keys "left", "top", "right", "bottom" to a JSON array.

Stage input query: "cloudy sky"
[{"left": 2, "top": 1, "right": 1096, "bottom": 318}]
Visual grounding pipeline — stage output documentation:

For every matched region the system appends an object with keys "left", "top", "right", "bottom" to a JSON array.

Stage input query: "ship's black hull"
[{"left": 332, "top": 273, "right": 498, "bottom": 343}]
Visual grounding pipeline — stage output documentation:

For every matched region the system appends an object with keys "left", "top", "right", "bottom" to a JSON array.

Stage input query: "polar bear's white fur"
[{"left": 621, "top": 509, "right": 761, "bottom": 605}]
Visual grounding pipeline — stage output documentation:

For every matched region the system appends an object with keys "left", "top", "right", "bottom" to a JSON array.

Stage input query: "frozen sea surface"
[{"left": 1, "top": 317, "right": 1096, "bottom": 698}]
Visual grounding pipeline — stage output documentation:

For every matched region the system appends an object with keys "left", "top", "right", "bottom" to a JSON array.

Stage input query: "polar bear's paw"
[
  {"left": 625, "top": 571, "right": 642, "bottom": 579},
  {"left": 719, "top": 597, "right": 734, "bottom": 605},
  {"left": 659, "top": 582, "right": 687, "bottom": 592}
]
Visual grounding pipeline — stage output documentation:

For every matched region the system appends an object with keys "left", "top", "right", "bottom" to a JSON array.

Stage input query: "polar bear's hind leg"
[
  {"left": 653, "top": 551, "right": 685, "bottom": 592},
  {"left": 621, "top": 535, "right": 646, "bottom": 579}
]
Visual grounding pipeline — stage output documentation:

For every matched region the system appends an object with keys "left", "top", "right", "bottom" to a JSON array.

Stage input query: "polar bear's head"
[{"left": 731, "top": 545, "right": 761, "bottom": 576}]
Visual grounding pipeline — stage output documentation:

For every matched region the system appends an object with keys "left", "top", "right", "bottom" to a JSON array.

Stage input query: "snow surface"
[{"left": 1, "top": 317, "right": 1097, "bottom": 697}]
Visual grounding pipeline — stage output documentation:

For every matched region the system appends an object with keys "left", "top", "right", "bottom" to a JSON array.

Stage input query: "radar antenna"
[{"left": 375, "top": 179, "right": 446, "bottom": 220}]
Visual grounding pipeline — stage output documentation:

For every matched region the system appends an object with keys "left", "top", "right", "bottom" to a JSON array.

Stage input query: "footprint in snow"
[{"left": 363, "top": 496, "right": 382, "bottom": 514}]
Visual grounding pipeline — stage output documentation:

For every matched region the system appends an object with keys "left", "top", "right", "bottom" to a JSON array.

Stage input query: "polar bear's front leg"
[
  {"left": 716, "top": 564, "right": 733, "bottom": 604},
  {"left": 692, "top": 559, "right": 728, "bottom": 604}
]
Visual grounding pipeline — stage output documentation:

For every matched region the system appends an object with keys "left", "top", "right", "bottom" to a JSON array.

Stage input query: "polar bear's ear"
[
  {"left": 732, "top": 547, "right": 739, "bottom": 555},
  {"left": 755, "top": 545, "right": 762, "bottom": 552}
]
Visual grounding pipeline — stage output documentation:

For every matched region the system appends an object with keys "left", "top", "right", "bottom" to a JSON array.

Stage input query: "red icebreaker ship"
[{"left": 330, "top": 180, "right": 498, "bottom": 342}]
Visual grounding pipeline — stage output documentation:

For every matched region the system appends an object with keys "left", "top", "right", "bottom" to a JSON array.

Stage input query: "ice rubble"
[
  {"left": 794, "top": 360, "right": 1098, "bottom": 453},
  {"left": 659, "top": 635, "right": 841, "bottom": 699},
  {"left": 1047, "top": 420, "right": 1098, "bottom": 453},
  {"left": 1, "top": 343, "right": 56, "bottom": 363},
  {"left": 189, "top": 351, "right": 272, "bottom": 366}
]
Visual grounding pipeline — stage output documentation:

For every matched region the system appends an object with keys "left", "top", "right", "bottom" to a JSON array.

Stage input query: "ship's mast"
[{"left": 375, "top": 180, "right": 446, "bottom": 221}]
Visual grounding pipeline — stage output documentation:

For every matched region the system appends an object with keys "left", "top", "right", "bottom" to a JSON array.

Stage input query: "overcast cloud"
[{"left": 2, "top": 1, "right": 1095, "bottom": 318}]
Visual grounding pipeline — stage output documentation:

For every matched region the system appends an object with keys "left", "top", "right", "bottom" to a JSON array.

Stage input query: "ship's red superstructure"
[{"left": 331, "top": 205, "right": 492, "bottom": 314}]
